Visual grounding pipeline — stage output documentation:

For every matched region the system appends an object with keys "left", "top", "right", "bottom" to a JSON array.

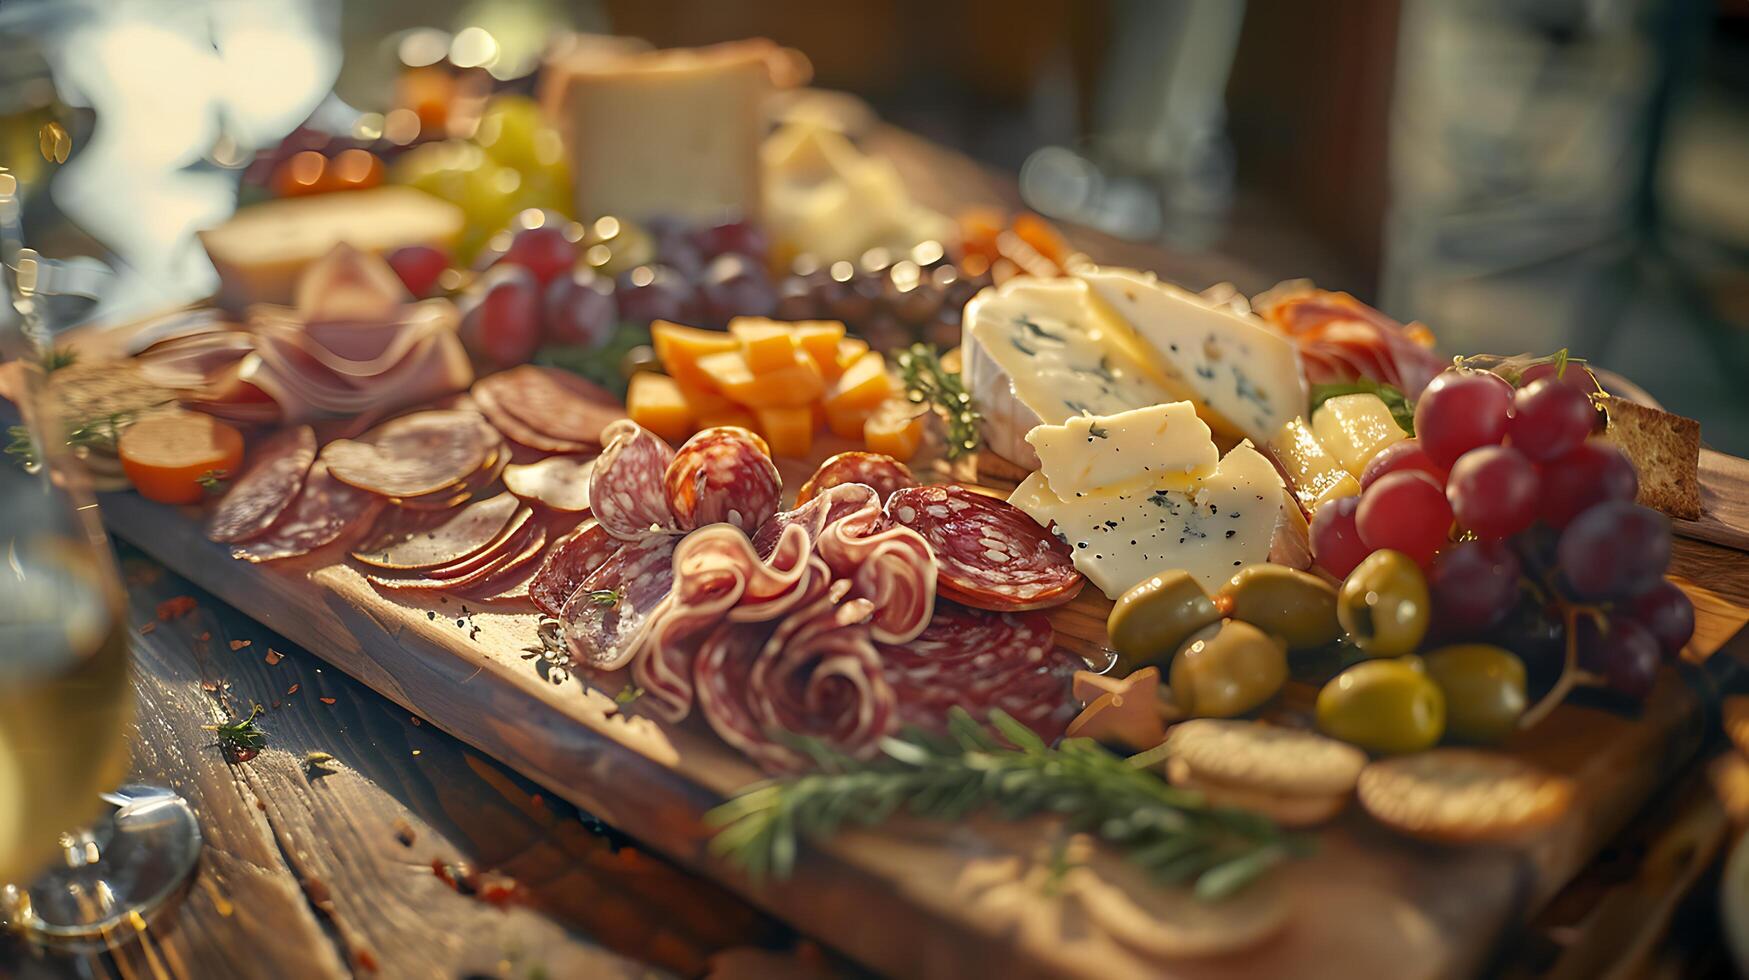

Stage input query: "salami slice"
[
  {"left": 589, "top": 420, "right": 679, "bottom": 540},
  {"left": 205, "top": 425, "right": 317, "bottom": 543},
  {"left": 350, "top": 492, "right": 520, "bottom": 570},
  {"left": 322, "top": 410, "right": 498, "bottom": 498},
  {"left": 886, "top": 484, "right": 1083, "bottom": 612},
  {"left": 529, "top": 520, "right": 623, "bottom": 617},
  {"left": 879, "top": 602, "right": 1080, "bottom": 744},
  {"left": 363, "top": 513, "right": 541, "bottom": 591},
  {"left": 503, "top": 455, "right": 594, "bottom": 513},
  {"left": 665, "top": 427, "right": 781, "bottom": 532},
  {"left": 481, "top": 365, "right": 621, "bottom": 448},
  {"left": 471, "top": 376, "right": 592, "bottom": 454},
  {"left": 230, "top": 462, "right": 383, "bottom": 562},
  {"left": 451, "top": 524, "right": 549, "bottom": 600},
  {"left": 561, "top": 536, "right": 677, "bottom": 670},
  {"left": 795, "top": 451, "right": 918, "bottom": 507}
]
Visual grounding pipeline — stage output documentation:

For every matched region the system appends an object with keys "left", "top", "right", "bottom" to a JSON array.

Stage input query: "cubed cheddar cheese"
[
  {"left": 863, "top": 400, "right": 926, "bottom": 461},
  {"left": 754, "top": 405, "right": 814, "bottom": 458},
  {"left": 697, "top": 349, "right": 824, "bottom": 408},
  {"left": 825, "top": 402, "right": 874, "bottom": 440},
  {"left": 729, "top": 319, "right": 801, "bottom": 373},
  {"left": 675, "top": 377, "right": 735, "bottom": 417},
  {"left": 793, "top": 321, "right": 847, "bottom": 373},
  {"left": 830, "top": 337, "right": 870, "bottom": 380},
  {"left": 697, "top": 405, "right": 759, "bottom": 432},
  {"left": 824, "top": 350, "right": 896, "bottom": 415},
  {"left": 652, "top": 321, "right": 738, "bottom": 392},
  {"left": 626, "top": 373, "right": 695, "bottom": 444}
]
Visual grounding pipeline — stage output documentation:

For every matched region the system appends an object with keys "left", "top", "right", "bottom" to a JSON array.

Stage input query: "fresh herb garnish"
[
  {"left": 534, "top": 323, "right": 654, "bottom": 398},
  {"left": 706, "top": 708, "right": 1299, "bottom": 900},
  {"left": 1309, "top": 379, "right": 1415, "bottom": 436},
  {"left": 614, "top": 685, "right": 644, "bottom": 706},
  {"left": 584, "top": 587, "right": 622, "bottom": 607},
  {"left": 206, "top": 703, "right": 267, "bottom": 757},
  {"left": 896, "top": 343, "right": 981, "bottom": 459},
  {"left": 1455, "top": 349, "right": 1601, "bottom": 393},
  {"left": 197, "top": 469, "right": 229, "bottom": 492},
  {"left": 40, "top": 346, "right": 77, "bottom": 374}
]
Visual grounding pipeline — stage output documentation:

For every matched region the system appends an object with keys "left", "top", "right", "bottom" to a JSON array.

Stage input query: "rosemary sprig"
[
  {"left": 205, "top": 703, "right": 268, "bottom": 756},
  {"left": 7, "top": 410, "right": 138, "bottom": 470},
  {"left": 706, "top": 708, "right": 1297, "bottom": 900},
  {"left": 40, "top": 346, "right": 77, "bottom": 374},
  {"left": 895, "top": 343, "right": 981, "bottom": 460}
]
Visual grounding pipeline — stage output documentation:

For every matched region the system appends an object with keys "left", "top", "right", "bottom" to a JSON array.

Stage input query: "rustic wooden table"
[{"left": 4, "top": 132, "right": 1744, "bottom": 980}]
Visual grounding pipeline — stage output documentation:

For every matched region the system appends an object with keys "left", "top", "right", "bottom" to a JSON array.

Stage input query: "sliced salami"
[
  {"left": 230, "top": 462, "right": 384, "bottom": 562},
  {"left": 529, "top": 520, "right": 623, "bottom": 617},
  {"left": 886, "top": 484, "right": 1083, "bottom": 612},
  {"left": 205, "top": 425, "right": 317, "bottom": 543},
  {"left": 561, "top": 536, "right": 677, "bottom": 670},
  {"left": 350, "top": 492, "right": 520, "bottom": 570},
  {"left": 392, "top": 447, "right": 507, "bottom": 511},
  {"left": 879, "top": 602, "right": 1080, "bottom": 744},
  {"left": 321, "top": 410, "right": 498, "bottom": 498},
  {"left": 503, "top": 455, "right": 594, "bottom": 513},
  {"left": 451, "top": 524, "right": 549, "bottom": 600},
  {"left": 795, "top": 451, "right": 918, "bottom": 507},
  {"left": 471, "top": 376, "right": 592, "bottom": 454},
  {"left": 480, "top": 365, "right": 621, "bottom": 448},
  {"left": 664, "top": 426, "right": 780, "bottom": 532},
  {"left": 588, "top": 420, "right": 679, "bottom": 540},
  {"left": 363, "top": 513, "right": 540, "bottom": 591}
]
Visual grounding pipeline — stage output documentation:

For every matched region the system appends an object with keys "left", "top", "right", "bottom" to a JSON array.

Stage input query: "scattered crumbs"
[
  {"left": 393, "top": 820, "right": 417, "bottom": 847},
  {"left": 137, "top": 621, "right": 157, "bottom": 635},
  {"left": 271, "top": 700, "right": 281, "bottom": 710},
  {"left": 196, "top": 631, "right": 212, "bottom": 643},
  {"left": 300, "top": 876, "right": 335, "bottom": 915},
  {"left": 229, "top": 639, "right": 251, "bottom": 651},
  {"left": 303, "top": 751, "right": 336, "bottom": 775},
  {"left": 354, "top": 949, "right": 379, "bottom": 974},
  {"left": 287, "top": 684, "right": 300, "bottom": 696},
  {"left": 455, "top": 619, "right": 466, "bottom": 628},
  {"left": 256, "top": 799, "right": 267, "bottom": 812},
  {"left": 200, "top": 679, "right": 224, "bottom": 693},
  {"left": 530, "top": 794, "right": 543, "bottom": 808},
  {"left": 410, "top": 716, "right": 422, "bottom": 727},
  {"left": 319, "top": 697, "right": 337, "bottom": 705},
  {"left": 155, "top": 596, "right": 197, "bottom": 621},
  {"left": 426, "top": 610, "right": 436, "bottom": 621},
  {"left": 264, "top": 649, "right": 284, "bottom": 665}
]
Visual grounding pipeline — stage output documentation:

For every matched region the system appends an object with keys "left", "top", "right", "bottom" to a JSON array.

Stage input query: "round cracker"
[
  {"left": 1166, "top": 719, "right": 1366, "bottom": 799},
  {"left": 321, "top": 410, "right": 497, "bottom": 498},
  {"left": 1357, "top": 748, "right": 1574, "bottom": 844},
  {"left": 1166, "top": 757, "right": 1350, "bottom": 828}
]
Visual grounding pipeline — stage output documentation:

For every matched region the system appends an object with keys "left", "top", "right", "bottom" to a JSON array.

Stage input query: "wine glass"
[{"left": 0, "top": 163, "right": 200, "bottom": 943}]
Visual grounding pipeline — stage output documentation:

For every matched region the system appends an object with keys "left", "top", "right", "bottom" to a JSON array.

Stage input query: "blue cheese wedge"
[
  {"left": 962, "top": 277, "right": 1179, "bottom": 467},
  {"left": 1076, "top": 266, "right": 1307, "bottom": 444},
  {"left": 1024, "top": 401, "right": 1217, "bottom": 497},
  {"left": 1010, "top": 441, "right": 1287, "bottom": 598}
]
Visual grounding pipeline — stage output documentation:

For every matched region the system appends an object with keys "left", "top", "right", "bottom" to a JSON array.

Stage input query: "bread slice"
[{"left": 1600, "top": 396, "right": 1701, "bottom": 520}]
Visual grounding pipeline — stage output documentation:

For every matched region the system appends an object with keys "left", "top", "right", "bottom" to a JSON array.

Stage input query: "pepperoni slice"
[
  {"left": 481, "top": 366, "right": 622, "bottom": 448},
  {"left": 471, "top": 375, "right": 592, "bottom": 454},
  {"left": 795, "top": 451, "right": 918, "bottom": 507},
  {"left": 503, "top": 455, "right": 594, "bottom": 513},
  {"left": 230, "top": 462, "right": 384, "bottom": 563},
  {"left": 665, "top": 427, "right": 781, "bottom": 532},
  {"left": 205, "top": 425, "right": 317, "bottom": 543},
  {"left": 589, "top": 421, "right": 679, "bottom": 540},
  {"left": 529, "top": 520, "right": 623, "bottom": 617},
  {"left": 885, "top": 484, "right": 1083, "bottom": 612},
  {"left": 350, "top": 492, "right": 521, "bottom": 570},
  {"left": 321, "top": 410, "right": 498, "bottom": 498}
]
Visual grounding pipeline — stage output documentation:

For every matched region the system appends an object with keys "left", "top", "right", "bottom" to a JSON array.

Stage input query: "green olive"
[
  {"left": 1107, "top": 571, "right": 1221, "bottom": 673},
  {"left": 1315, "top": 657, "right": 1445, "bottom": 754},
  {"left": 1421, "top": 644, "right": 1527, "bottom": 744},
  {"left": 1337, "top": 550, "right": 1430, "bottom": 658},
  {"left": 1169, "top": 620, "right": 1288, "bottom": 718},
  {"left": 1219, "top": 564, "right": 1341, "bottom": 650}
]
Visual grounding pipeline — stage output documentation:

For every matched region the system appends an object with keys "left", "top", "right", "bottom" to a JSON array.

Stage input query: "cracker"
[
  {"left": 1357, "top": 749, "right": 1574, "bottom": 844},
  {"left": 1166, "top": 757, "right": 1350, "bottom": 828},
  {"left": 1601, "top": 396, "right": 1701, "bottom": 520},
  {"left": 1165, "top": 719, "right": 1365, "bottom": 798}
]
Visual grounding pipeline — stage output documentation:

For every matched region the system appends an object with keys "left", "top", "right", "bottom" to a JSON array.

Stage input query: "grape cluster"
[
  {"left": 772, "top": 246, "right": 990, "bottom": 354},
  {"left": 1310, "top": 364, "right": 1693, "bottom": 701}
]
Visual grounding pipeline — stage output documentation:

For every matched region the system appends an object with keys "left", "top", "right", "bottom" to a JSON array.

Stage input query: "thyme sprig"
[
  {"left": 706, "top": 709, "right": 1298, "bottom": 901},
  {"left": 5, "top": 410, "right": 136, "bottom": 470},
  {"left": 895, "top": 343, "right": 981, "bottom": 460},
  {"left": 205, "top": 703, "right": 267, "bottom": 757}
]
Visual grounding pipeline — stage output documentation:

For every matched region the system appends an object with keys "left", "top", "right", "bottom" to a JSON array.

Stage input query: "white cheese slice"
[
  {"left": 1010, "top": 441, "right": 1286, "bottom": 598},
  {"left": 962, "top": 277, "right": 1180, "bottom": 468},
  {"left": 1024, "top": 401, "right": 1217, "bottom": 497},
  {"left": 1076, "top": 266, "right": 1308, "bottom": 444}
]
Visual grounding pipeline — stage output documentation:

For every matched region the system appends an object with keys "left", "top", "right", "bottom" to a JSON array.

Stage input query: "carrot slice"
[{"left": 118, "top": 412, "right": 245, "bottom": 504}]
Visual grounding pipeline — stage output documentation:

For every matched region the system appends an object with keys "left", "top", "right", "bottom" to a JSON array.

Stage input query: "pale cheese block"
[
  {"left": 1010, "top": 440, "right": 1287, "bottom": 598},
  {"left": 198, "top": 188, "right": 464, "bottom": 313},
  {"left": 962, "top": 277, "right": 1181, "bottom": 468},
  {"left": 1311, "top": 393, "right": 1407, "bottom": 476},
  {"left": 1076, "top": 266, "right": 1308, "bottom": 443},
  {"left": 762, "top": 122, "right": 956, "bottom": 263},
  {"left": 1024, "top": 401, "right": 1216, "bottom": 497},
  {"left": 1269, "top": 415, "right": 1362, "bottom": 512}
]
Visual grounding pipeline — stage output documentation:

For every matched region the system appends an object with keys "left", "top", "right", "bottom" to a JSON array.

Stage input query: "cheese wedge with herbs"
[
  {"left": 1076, "top": 266, "right": 1307, "bottom": 444},
  {"left": 1010, "top": 440, "right": 1287, "bottom": 597},
  {"left": 1024, "top": 401, "right": 1217, "bottom": 497}
]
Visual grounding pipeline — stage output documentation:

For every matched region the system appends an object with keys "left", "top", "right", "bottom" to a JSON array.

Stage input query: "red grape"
[
  {"left": 698, "top": 252, "right": 777, "bottom": 325},
  {"left": 1557, "top": 501, "right": 1671, "bottom": 600},
  {"left": 385, "top": 245, "right": 449, "bottom": 299},
  {"left": 616, "top": 265, "right": 701, "bottom": 325},
  {"left": 1518, "top": 360, "right": 1600, "bottom": 394},
  {"left": 1429, "top": 539, "right": 1521, "bottom": 634},
  {"left": 1626, "top": 581, "right": 1694, "bottom": 659},
  {"left": 1310, "top": 495, "right": 1369, "bottom": 579},
  {"left": 1537, "top": 441, "right": 1638, "bottom": 528},
  {"left": 1576, "top": 614, "right": 1660, "bottom": 700},
  {"left": 543, "top": 268, "right": 618, "bottom": 348},
  {"left": 1446, "top": 445, "right": 1540, "bottom": 539},
  {"left": 1509, "top": 378, "right": 1598, "bottom": 461},
  {"left": 497, "top": 224, "right": 578, "bottom": 287},
  {"left": 1414, "top": 370, "right": 1514, "bottom": 468},
  {"left": 694, "top": 219, "right": 768, "bottom": 260},
  {"left": 458, "top": 265, "right": 542, "bottom": 367},
  {"left": 1360, "top": 438, "right": 1447, "bottom": 489},
  {"left": 1355, "top": 471, "right": 1452, "bottom": 566}
]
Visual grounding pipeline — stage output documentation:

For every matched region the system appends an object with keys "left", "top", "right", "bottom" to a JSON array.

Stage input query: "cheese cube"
[
  {"left": 863, "top": 400, "right": 927, "bottom": 461},
  {"left": 793, "top": 321, "right": 847, "bottom": 373},
  {"left": 1311, "top": 393, "right": 1407, "bottom": 476},
  {"left": 753, "top": 405, "right": 814, "bottom": 458},
  {"left": 626, "top": 373, "right": 695, "bottom": 444},
  {"left": 696, "top": 349, "right": 824, "bottom": 408},
  {"left": 1024, "top": 401, "right": 1217, "bottom": 497},
  {"left": 652, "top": 321, "right": 739, "bottom": 393},
  {"left": 675, "top": 377, "right": 735, "bottom": 417},
  {"left": 824, "top": 350, "right": 896, "bottom": 414},
  {"left": 817, "top": 336, "right": 869, "bottom": 383},
  {"left": 696, "top": 405, "right": 758, "bottom": 432},
  {"left": 1269, "top": 416, "right": 1362, "bottom": 511},
  {"left": 825, "top": 402, "right": 874, "bottom": 440},
  {"left": 729, "top": 319, "right": 801, "bottom": 373}
]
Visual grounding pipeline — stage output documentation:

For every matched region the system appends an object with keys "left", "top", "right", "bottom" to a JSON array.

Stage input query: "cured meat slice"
[
  {"left": 350, "top": 492, "right": 520, "bottom": 570},
  {"left": 795, "top": 451, "right": 918, "bottom": 507},
  {"left": 205, "top": 425, "right": 317, "bottom": 543},
  {"left": 451, "top": 524, "right": 549, "bottom": 600},
  {"left": 588, "top": 420, "right": 679, "bottom": 540},
  {"left": 479, "top": 366, "right": 622, "bottom": 448},
  {"left": 322, "top": 410, "right": 498, "bottom": 497},
  {"left": 886, "top": 484, "right": 1083, "bottom": 612},
  {"left": 392, "top": 447, "right": 508, "bottom": 511},
  {"left": 879, "top": 603, "right": 1080, "bottom": 744},
  {"left": 664, "top": 427, "right": 781, "bottom": 532},
  {"left": 230, "top": 462, "right": 383, "bottom": 562},
  {"left": 471, "top": 376, "right": 592, "bottom": 454},
  {"left": 364, "top": 517, "right": 544, "bottom": 592},
  {"left": 807, "top": 486, "right": 936, "bottom": 645},
  {"left": 503, "top": 455, "right": 595, "bottom": 512},
  {"left": 529, "top": 520, "right": 623, "bottom": 617},
  {"left": 562, "top": 536, "right": 677, "bottom": 670},
  {"left": 365, "top": 505, "right": 533, "bottom": 583}
]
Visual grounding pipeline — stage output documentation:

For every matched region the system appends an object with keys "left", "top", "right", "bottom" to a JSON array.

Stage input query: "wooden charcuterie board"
[{"left": 97, "top": 443, "right": 1749, "bottom": 980}]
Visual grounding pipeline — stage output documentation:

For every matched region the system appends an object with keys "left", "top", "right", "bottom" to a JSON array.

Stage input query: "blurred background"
[{"left": 2, "top": 0, "right": 1746, "bottom": 451}]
